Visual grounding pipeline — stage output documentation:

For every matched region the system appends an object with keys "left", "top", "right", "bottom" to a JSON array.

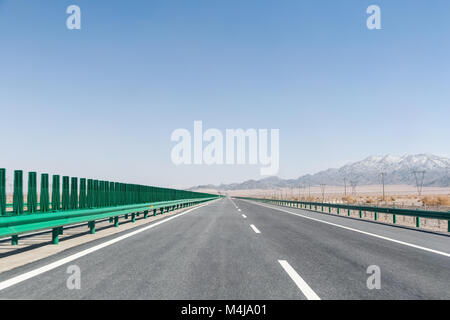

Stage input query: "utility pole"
[
  {"left": 343, "top": 178, "right": 347, "bottom": 196},
  {"left": 308, "top": 184, "right": 311, "bottom": 199},
  {"left": 381, "top": 172, "right": 386, "bottom": 201}
]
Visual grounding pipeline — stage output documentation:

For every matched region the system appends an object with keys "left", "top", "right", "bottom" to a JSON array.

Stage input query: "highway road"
[{"left": 0, "top": 197, "right": 449, "bottom": 299}]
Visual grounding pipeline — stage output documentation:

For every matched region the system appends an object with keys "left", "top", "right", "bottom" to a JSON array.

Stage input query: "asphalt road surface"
[{"left": 0, "top": 197, "right": 449, "bottom": 299}]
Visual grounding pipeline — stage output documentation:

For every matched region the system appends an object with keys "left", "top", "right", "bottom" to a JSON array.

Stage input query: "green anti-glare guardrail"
[
  {"left": 0, "top": 197, "right": 217, "bottom": 245},
  {"left": 0, "top": 168, "right": 222, "bottom": 245},
  {"left": 235, "top": 197, "right": 450, "bottom": 232}
]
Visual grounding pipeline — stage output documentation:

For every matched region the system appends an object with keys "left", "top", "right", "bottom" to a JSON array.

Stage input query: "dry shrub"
[
  {"left": 422, "top": 196, "right": 438, "bottom": 206},
  {"left": 437, "top": 196, "right": 450, "bottom": 206},
  {"left": 342, "top": 196, "right": 356, "bottom": 204},
  {"left": 365, "top": 198, "right": 375, "bottom": 204},
  {"left": 422, "top": 195, "right": 450, "bottom": 206}
]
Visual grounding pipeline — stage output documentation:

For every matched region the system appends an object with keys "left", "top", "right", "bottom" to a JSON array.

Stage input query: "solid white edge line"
[
  {"left": 250, "top": 224, "right": 261, "bottom": 234},
  {"left": 278, "top": 260, "right": 321, "bottom": 300},
  {"left": 245, "top": 200, "right": 450, "bottom": 258},
  {"left": 228, "top": 197, "right": 239, "bottom": 210},
  {"left": 0, "top": 201, "right": 214, "bottom": 291}
]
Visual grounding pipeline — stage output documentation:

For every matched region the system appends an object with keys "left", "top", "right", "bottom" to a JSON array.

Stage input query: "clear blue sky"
[{"left": 0, "top": 0, "right": 449, "bottom": 188}]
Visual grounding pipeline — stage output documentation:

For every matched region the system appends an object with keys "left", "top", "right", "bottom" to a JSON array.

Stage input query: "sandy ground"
[
  {"left": 197, "top": 185, "right": 450, "bottom": 207},
  {"left": 198, "top": 184, "right": 450, "bottom": 197}
]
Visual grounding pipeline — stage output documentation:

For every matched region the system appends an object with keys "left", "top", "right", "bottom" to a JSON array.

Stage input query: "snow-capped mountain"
[{"left": 191, "top": 154, "right": 450, "bottom": 190}]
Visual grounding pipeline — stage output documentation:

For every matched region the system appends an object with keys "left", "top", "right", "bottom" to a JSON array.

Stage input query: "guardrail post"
[
  {"left": 144, "top": 210, "right": 148, "bottom": 219},
  {"left": 88, "top": 221, "right": 95, "bottom": 234},
  {"left": 51, "top": 175, "right": 60, "bottom": 211},
  {"left": 132, "top": 213, "right": 136, "bottom": 222},
  {"left": 11, "top": 235, "right": 19, "bottom": 245},
  {"left": 374, "top": 211, "right": 378, "bottom": 221},
  {"left": 52, "top": 228, "right": 59, "bottom": 244},
  {"left": 0, "top": 169, "right": 5, "bottom": 216},
  {"left": 393, "top": 214, "right": 396, "bottom": 224},
  {"left": 359, "top": 210, "right": 363, "bottom": 219},
  {"left": 13, "top": 170, "right": 24, "bottom": 215},
  {"left": 348, "top": 209, "right": 351, "bottom": 217},
  {"left": 114, "top": 216, "right": 119, "bottom": 227},
  {"left": 416, "top": 217, "right": 420, "bottom": 228},
  {"left": 62, "top": 176, "right": 70, "bottom": 210},
  {"left": 154, "top": 209, "right": 157, "bottom": 216},
  {"left": 27, "top": 172, "right": 37, "bottom": 213},
  {"left": 40, "top": 173, "right": 49, "bottom": 212},
  {"left": 337, "top": 208, "right": 340, "bottom": 215}
]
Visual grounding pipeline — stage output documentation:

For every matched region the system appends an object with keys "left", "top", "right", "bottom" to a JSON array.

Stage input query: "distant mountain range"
[{"left": 191, "top": 154, "right": 450, "bottom": 191}]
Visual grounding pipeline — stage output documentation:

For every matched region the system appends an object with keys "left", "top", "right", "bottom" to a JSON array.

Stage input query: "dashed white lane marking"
[
  {"left": 250, "top": 224, "right": 261, "bottom": 234},
  {"left": 0, "top": 202, "right": 213, "bottom": 291},
  {"left": 242, "top": 214, "right": 247, "bottom": 219},
  {"left": 278, "top": 260, "right": 321, "bottom": 300},
  {"left": 246, "top": 201, "right": 450, "bottom": 258},
  {"left": 238, "top": 209, "right": 241, "bottom": 212}
]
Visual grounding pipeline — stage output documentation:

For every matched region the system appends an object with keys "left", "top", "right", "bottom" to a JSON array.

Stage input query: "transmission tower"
[
  {"left": 350, "top": 180, "right": 357, "bottom": 196},
  {"left": 320, "top": 184, "right": 326, "bottom": 203},
  {"left": 413, "top": 170, "right": 426, "bottom": 196},
  {"left": 381, "top": 172, "right": 386, "bottom": 201}
]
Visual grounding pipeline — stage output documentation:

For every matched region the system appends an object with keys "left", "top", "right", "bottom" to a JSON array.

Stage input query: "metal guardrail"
[
  {"left": 0, "top": 168, "right": 221, "bottom": 244},
  {"left": 235, "top": 197, "right": 450, "bottom": 232},
  {"left": 0, "top": 197, "right": 217, "bottom": 245}
]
